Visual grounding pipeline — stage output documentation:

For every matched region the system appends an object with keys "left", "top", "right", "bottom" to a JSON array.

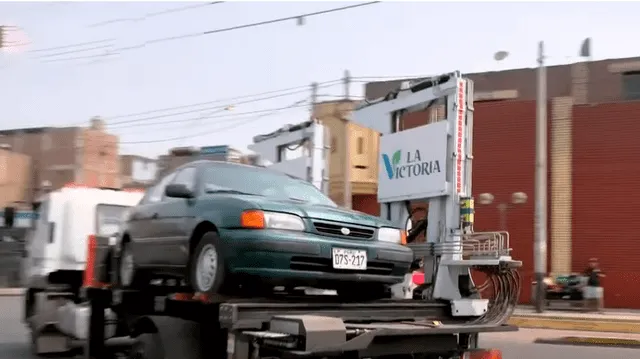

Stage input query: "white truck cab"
[
  {"left": 23, "top": 185, "right": 144, "bottom": 290},
  {"left": 22, "top": 184, "right": 144, "bottom": 355}
]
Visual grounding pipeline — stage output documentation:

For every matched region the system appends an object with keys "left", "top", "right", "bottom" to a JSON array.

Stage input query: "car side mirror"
[{"left": 165, "top": 184, "right": 194, "bottom": 199}]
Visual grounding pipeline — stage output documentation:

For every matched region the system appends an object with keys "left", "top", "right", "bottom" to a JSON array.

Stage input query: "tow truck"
[{"left": 27, "top": 71, "right": 521, "bottom": 359}]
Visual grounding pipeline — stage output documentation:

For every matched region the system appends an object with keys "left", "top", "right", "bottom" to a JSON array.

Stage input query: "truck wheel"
[
  {"left": 118, "top": 241, "right": 148, "bottom": 289},
  {"left": 130, "top": 333, "right": 164, "bottom": 359},
  {"left": 189, "top": 232, "right": 226, "bottom": 295}
]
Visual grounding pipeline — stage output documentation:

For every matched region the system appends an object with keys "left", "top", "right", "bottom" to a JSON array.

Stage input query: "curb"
[
  {"left": 534, "top": 336, "right": 640, "bottom": 349},
  {"left": 0, "top": 288, "right": 24, "bottom": 296},
  {"left": 509, "top": 316, "right": 640, "bottom": 334}
]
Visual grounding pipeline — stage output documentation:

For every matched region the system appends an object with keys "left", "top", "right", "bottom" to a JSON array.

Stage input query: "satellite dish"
[{"left": 493, "top": 51, "right": 509, "bottom": 61}]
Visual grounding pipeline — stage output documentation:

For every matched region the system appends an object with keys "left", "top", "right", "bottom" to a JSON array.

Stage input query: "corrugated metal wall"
[
  {"left": 472, "top": 101, "right": 539, "bottom": 304},
  {"left": 572, "top": 102, "right": 640, "bottom": 309}
]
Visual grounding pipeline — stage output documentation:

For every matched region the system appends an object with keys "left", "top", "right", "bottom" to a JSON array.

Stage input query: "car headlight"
[
  {"left": 377, "top": 227, "right": 405, "bottom": 244},
  {"left": 241, "top": 210, "right": 305, "bottom": 231}
]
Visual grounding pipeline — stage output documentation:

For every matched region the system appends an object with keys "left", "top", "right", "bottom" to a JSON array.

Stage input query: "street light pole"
[
  {"left": 497, "top": 203, "right": 508, "bottom": 230},
  {"left": 477, "top": 192, "right": 528, "bottom": 232},
  {"left": 342, "top": 70, "right": 352, "bottom": 209},
  {"left": 534, "top": 41, "right": 549, "bottom": 313}
]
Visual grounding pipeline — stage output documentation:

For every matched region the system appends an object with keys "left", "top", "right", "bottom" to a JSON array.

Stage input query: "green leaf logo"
[{"left": 392, "top": 150, "right": 401, "bottom": 165}]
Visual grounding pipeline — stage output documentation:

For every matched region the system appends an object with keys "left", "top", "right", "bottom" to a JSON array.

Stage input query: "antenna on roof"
[{"left": 579, "top": 37, "right": 592, "bottom": 60}]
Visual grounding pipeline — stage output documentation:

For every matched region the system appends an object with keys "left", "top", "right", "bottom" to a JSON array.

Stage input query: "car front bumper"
[{"left": 219, "top": 229, "right": 413, "bottom": 286}]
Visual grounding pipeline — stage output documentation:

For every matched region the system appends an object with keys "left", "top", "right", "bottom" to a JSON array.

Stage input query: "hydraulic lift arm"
[{"left": 352, "top": 71, "right": 522, "bottom": 322}]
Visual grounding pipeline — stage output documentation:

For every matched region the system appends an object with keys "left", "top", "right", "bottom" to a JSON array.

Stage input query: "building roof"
[
  {"left": 0, "top": 126, "right": 78, "bottom": 136},
  {"left": 363, "top": 55, "right": 640, "bottom": 101}
]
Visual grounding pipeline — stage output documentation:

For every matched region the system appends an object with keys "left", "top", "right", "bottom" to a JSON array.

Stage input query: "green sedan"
[{"left": 117, "top": 160, "right": 413, "bottom": 299}]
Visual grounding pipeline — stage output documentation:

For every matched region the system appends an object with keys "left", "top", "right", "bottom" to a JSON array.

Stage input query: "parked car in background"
[{"left": 116, "top": 160, "right": 413, "bottom": 299}]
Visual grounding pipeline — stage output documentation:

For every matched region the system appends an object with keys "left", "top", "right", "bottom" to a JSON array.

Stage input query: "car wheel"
[
  {"left": 118, "top": 241, "right": 148, "bottom": 289},
  {"left": 190, "top": 232, "right": 226, "bottom": 295}
]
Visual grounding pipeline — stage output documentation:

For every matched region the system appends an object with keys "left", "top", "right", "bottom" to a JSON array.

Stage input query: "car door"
[
  {"left": 130, "top": 172, "right": 177, "bottom": 266},
  {"left": 155, "top": 166, "right": 198, "bottom": 267}
]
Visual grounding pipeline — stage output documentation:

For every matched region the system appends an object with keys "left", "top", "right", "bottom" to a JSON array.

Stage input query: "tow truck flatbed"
[
  {"left": 84, "top": 285, "right": 516, "bottom": 359},
  {"left": 87, "top": 286, "right": 517, "bottom": 331}
]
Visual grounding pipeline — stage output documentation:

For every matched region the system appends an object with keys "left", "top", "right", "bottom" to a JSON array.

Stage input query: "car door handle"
[{"left": 151, "top": 213, "right": 159, "bottom": 219}]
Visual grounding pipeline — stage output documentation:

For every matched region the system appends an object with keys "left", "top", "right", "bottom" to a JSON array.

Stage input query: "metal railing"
[
  {"left": 406, "top": 231, "right": 512, "bottom": 260},
  {"left": 462, "top": 231, "right": 511, "bottom": 259}
]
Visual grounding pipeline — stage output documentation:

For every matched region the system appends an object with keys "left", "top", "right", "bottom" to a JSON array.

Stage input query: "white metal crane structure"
[
  {"left": 248, "top": 119, "right": 330, "bottom": 194},
  {"left": 352, "top": 71, "right": 521, "bottom": 321}
]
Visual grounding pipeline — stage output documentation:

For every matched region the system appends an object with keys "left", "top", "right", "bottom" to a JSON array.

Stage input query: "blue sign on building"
[
  {"left": 0, "top": 210, "right": 37, "bottom": 228},
  {"left": 199, "top": 145, "right": 229, "bottom": 156}
]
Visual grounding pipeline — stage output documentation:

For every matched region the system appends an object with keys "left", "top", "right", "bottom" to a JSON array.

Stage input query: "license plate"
[{"left": 332, "top": 248, "right": 367, "bottom": 270}]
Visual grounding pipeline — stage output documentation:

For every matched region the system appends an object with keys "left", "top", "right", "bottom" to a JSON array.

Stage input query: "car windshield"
[{"left": 202, "top": 165, "right": 336, "bottom": 207}]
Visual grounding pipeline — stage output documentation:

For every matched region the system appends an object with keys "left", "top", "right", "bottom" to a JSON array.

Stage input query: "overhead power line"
[
  {"left": 88, "top": 2, "right": 226, "bottom": 28},
  {"left": 29, "top": 38, "right": 115, "bottom": 53},
  {"left": 21, "top": 100, "right": 309, "bottom": 150},
  {"left": 34, "top": 44, "right": 113, "bottom": 59},
  {"left": 113, "top": 101, "right": 310, "bottom": 131},
  {"left": 120, "top": 98, "right": 307, "bottom": 144},
  {"left": 40, "top": 2, "right": 380, "bottom": 63},
  {"left": 351, "top": 75, "right": 432, "bottom": 82},
  {"left": 107, "top": 80, "right": 342, "bottom": 127},
  {"left": 121, "top": 101, "right": 308, "bottom": 137},
  {"left": 59, "top": 78, "right": 341, "bottom": 128}
]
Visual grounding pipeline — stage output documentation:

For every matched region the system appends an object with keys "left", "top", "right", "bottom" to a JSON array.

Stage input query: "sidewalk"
[
  {"left": 509, "top": 306, "right": 640, "bottom": 334},
  {"left": 514, "top": 306, "right": 640, "bottom": 322}
]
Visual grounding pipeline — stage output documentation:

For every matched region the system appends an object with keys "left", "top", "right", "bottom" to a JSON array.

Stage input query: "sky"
[{"left": 0, "top": 1, "right": 639, "bottom": 158}]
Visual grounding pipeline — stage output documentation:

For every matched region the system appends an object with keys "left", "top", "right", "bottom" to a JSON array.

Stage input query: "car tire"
[
  {"left": 118, "top": 241, "right": 148, "bottom": 289},
  {"left": 189, "top": 232, "right": 226, "bottom": 295}
]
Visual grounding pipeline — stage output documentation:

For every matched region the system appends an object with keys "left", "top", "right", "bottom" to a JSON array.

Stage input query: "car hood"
[{"left": 244, "top": 196, "right": 391, "bottom": 228}]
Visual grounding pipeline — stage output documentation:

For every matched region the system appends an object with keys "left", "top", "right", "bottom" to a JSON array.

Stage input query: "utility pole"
[
  {"left": 342, "top": 70, "right": 352, "bottom": 209},
  {"left": 309, "top": 82, "right": 319, "bottom": 184},
  {"left": 310, "top": 82, "right": 318, "bottom": 118},
  {"left": 534, "top": 41, "right": 548, "bottom": 313},
  {"left": 0, "top": 26, "right": 5, "bottom": 49}
]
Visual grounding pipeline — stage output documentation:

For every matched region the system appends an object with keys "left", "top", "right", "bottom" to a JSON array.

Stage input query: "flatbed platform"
[{"left": 84, "top": 285, "right": 517, "bottom": 359}]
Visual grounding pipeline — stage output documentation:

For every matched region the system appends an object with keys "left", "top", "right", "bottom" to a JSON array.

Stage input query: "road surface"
[{"left": 1, "top": 296, "right": 638, "bottom": 359}]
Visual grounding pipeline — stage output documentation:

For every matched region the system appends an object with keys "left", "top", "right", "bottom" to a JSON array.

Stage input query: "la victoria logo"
[{"left": 381, "top": 149, "right": 442, "bottom": 180}]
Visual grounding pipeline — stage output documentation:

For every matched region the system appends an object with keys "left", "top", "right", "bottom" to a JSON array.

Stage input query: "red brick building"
[
  {"left": 356, "top": 57, "right": 640, "bottom": 309},
  {"left": 0, "top": 117, "right": 120, "bottom": 202}
]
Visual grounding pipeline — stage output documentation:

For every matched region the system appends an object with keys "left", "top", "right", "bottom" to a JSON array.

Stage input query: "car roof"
[{"left": 175, "top": 160, "right": 302, "bottom": 180}]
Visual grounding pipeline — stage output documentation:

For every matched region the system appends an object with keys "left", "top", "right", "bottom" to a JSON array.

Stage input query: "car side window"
[
  {"left": 148, "top": 172, "right": 177, "bottom": 203},
  {"left": 171, "top": 167, "right": 197, "bottom": 191}
]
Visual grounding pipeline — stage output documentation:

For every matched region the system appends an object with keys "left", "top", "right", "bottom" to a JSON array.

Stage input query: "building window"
[
  {"left": 356, "top": 137, "right": 364, "bottom": 155},
  {"left": 622, "top": 72, "right": 640, "bottom": 100}
]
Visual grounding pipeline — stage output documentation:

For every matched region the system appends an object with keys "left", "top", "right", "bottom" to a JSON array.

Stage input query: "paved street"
[
  {"left": 1, "top": 296, "right": 638, "bottom": 359},
  {"left": 483, "top": 329, "right": 639, "bottom": 359}
]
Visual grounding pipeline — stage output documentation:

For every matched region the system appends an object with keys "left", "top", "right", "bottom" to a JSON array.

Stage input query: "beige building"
[
  {"left": 313, "top": 100, "right": 379, "bottom": 207},
  {"left": 0, "top": 147, "right": 32, "bottom": 208}
]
